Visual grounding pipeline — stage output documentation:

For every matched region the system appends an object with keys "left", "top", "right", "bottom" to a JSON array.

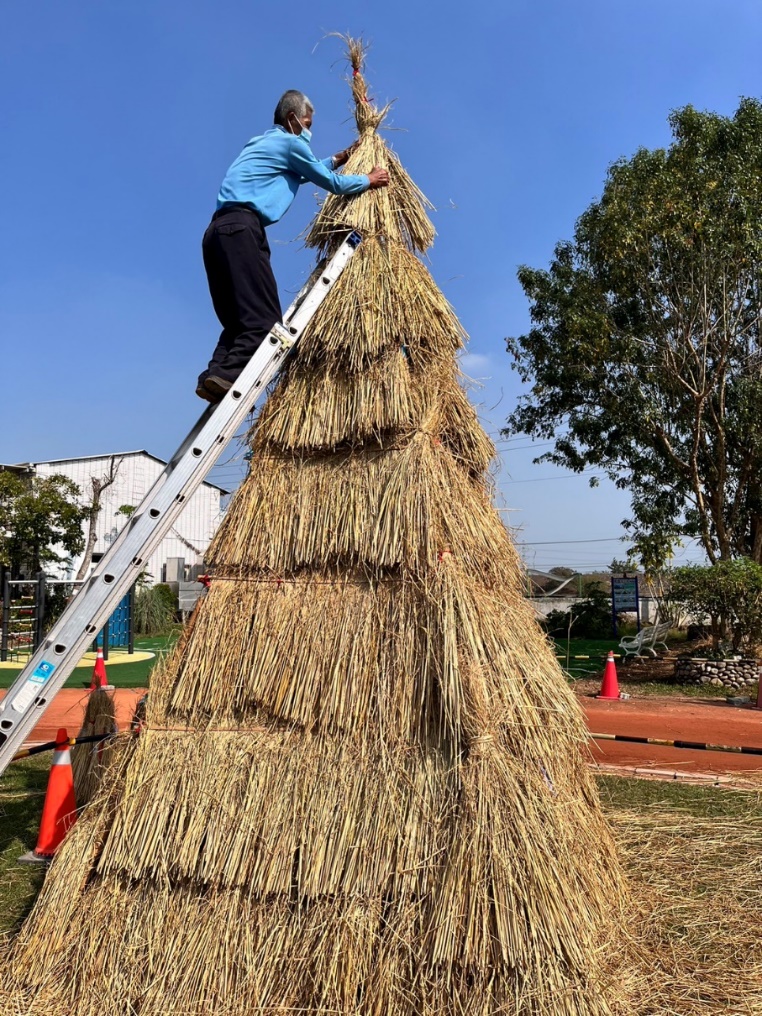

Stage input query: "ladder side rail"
[
  {"left": 0, "top": 234, "right": 359, "bottom": 775},
  {"left": 0, "top": 333, "right": 291, "bottom": 766},
  {"left": 281, "top": 273, "right": 316, "bottom": 321}
]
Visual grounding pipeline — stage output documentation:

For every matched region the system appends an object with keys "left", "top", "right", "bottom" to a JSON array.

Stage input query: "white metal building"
[{"left": 21, "top": 451, "right": 227, "bottom": 584}]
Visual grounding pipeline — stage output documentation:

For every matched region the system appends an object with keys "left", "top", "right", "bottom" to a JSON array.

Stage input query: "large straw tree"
[{"left": 5, "top": 42, "right": 625, "bottom": 1016}]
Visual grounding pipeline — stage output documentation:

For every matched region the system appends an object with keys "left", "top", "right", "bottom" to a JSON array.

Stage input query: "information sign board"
[
  {"left": 611, "top": 576, "right": 640, "bottom": 636},
  {"left": 611, "top": 577, "right": 639, "bottom": 612}
]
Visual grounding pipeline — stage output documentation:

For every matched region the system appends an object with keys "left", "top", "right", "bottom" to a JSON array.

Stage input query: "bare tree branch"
[{"left": 75, "top": 456, "right": 122, "bottom": 581}]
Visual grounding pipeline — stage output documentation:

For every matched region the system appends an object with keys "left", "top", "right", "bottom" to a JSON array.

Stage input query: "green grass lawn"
[
  {"left": 597, "top": 772, "right": 762, "bottom": 819},
  {"left": 552, "top": 637, "right": 619, "bottom": 677},
  {"left": 0, "top": 632, "right": 180, "bottom": 691},
  {"left": 0, "top": 755, "right": 48, "bottom": 936},
  {"left": 552, "top": 636, "right": 735, "bottom": 698}
]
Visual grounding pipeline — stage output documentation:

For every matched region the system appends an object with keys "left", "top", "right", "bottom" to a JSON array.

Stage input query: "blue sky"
[{"left": 2, "top": 0, "right": 759, "bottom": 572}]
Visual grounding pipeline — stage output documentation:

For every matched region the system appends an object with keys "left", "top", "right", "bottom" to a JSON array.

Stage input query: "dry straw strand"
[{"left": 71, "top": 689, "right": 117, "bottom": 807}]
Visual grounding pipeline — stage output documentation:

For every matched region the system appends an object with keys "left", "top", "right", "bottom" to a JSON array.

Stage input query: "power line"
[
  {"left": 518, "top": 535, "right": 705, "bottom": 548},
  {"left": 489, "top": 436, "right": 558, "bottom": 449},
  {"left": 493, "top": 442, "right": 559, "bottom": 452},
  {"left": 503, "top": 470, "right": 601, "bottom": 484},
  {"left": 515, "top": 537, "right": 626, "bottom": 546}
]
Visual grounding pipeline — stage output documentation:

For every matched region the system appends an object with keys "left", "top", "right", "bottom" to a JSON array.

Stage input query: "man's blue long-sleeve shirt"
[{"left": 216, "top": 125, "right": 369, "bottom": 226}]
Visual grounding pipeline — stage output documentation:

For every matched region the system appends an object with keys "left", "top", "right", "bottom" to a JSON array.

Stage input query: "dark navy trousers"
[{"left": 201, "top": 205, "right": 282, "bottom": 381}]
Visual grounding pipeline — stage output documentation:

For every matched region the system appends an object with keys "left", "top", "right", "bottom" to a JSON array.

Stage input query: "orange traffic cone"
[
  {"left": 19, "top": 728, "right": 77, "bottom": 864},
  {"left": 596, "top": 651, "right": 621, "bottom": 700},
  {"left": 88, "top": 647, "right": 113, "bottom": 691}
]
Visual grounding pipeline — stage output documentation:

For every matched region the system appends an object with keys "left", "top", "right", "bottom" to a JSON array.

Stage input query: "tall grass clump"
[{"left": 133, "top": 582, "right": 176, "bottom": 636}]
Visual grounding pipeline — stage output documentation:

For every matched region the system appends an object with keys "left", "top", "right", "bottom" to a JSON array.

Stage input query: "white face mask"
[{"left": 290, "top": 115, "right": 311, "bottom": 143}]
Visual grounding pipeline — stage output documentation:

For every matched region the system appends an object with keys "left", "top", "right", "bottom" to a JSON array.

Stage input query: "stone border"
[{"left": 674, "top": 657, "right": 761, "bottom": 689}]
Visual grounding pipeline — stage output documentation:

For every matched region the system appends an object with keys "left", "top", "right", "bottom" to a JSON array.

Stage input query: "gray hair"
[{"left": 274, "top": 90, "right": 314, "bottom": 126}]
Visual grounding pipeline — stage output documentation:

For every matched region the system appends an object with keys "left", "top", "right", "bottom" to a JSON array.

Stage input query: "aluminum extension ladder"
[{"left": 0, "top": 231, "right": 362, "bottom": 778}]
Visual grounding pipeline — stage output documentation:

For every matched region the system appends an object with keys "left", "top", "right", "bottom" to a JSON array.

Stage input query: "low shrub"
[
  {"left": 669, "top": 560, "right": 762, "bottom": 654},
  {"left": 542, "top": 589, "right": 618, "bottom": 639}
]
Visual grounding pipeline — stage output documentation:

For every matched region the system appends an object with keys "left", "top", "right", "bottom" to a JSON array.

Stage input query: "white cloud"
[{"left": 459, "top": 352, "right": 493, "bottom": 377}]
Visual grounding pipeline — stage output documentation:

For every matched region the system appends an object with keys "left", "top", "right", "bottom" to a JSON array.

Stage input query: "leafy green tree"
[
  {"left": 669, "top": 559, "right": 762, "bottom": 653},
  {"left": 506, "top": 99, "right": 762, "bottom": 567},
  {"left": 0, "top": 471, "right": 86, "bottom": 577},
  {"left": 608, "top": 558, "right": 634, "bottom": 576}
]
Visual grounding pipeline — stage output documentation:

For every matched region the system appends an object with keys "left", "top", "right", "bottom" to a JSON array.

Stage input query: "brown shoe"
[
  {"left": 195, "top": 380, "right": 217, "bottom": 403},
  {"left": 204, "top": 375, "right": 234, "bottom": 399}
]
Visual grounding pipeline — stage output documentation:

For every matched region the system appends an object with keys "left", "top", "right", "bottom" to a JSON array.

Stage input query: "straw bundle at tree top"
[{"left": 3, "top": 39, "right": 627, "bottom": 1015}]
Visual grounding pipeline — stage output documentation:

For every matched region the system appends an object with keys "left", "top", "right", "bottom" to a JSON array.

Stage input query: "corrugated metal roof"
[{"left": 11, "top": 451, "right": 229, "bottom": 494}]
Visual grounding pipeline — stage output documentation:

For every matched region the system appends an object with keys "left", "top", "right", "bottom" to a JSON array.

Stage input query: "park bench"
[{"left": 618, "top": 621, "right": 671, "bottom": 658}]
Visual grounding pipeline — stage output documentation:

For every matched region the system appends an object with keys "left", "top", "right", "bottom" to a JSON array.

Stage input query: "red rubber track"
[
  {"left": 583, "top": 695, "right": 762, "bottom": 774},
  {"left": 3, "top": 689, "right": 762, "bottom": 777}
]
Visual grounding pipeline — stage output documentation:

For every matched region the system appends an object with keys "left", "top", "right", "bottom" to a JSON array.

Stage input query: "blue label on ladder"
[
  {"left": 11, "top": 660, "right": 56, "bottom": 713},
  {"left": 30, "top": 661, "right": 56, "bottom": 685}
]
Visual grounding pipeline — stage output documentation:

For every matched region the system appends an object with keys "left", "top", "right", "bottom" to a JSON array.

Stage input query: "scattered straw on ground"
[{"left": 612, "top": 804, "right": 762, "bottom": 1014}]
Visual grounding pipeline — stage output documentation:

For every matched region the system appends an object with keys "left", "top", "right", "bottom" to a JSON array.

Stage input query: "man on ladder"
[
  {"left": 0, "top": 96, "right": 368, "bottom": 776},
  {"left": 197, "top": 89, "right": 389, "bottom": 404}
]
